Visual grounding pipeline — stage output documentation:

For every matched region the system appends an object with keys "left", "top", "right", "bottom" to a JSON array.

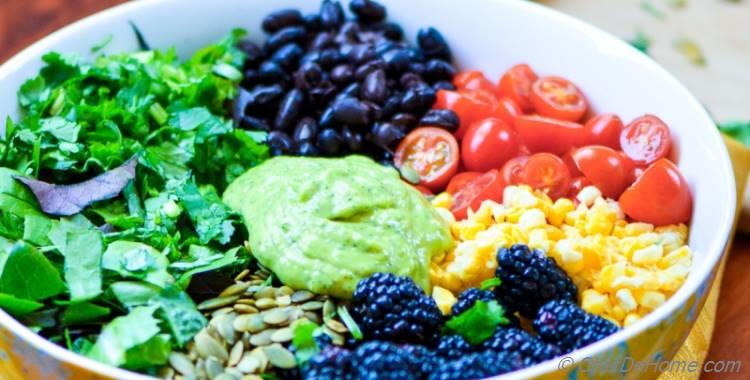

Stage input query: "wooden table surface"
[{"left": 1, "top": 0, "right": 748, "bottom": 378}]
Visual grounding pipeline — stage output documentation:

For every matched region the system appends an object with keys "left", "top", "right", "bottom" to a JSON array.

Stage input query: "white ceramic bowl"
[{"left": 0, "top": 0, "right": 736, "bottom": 379}]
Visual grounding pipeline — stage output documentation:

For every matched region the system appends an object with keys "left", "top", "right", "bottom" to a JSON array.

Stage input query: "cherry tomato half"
[
  {"left": 451, "top": 169, "right": 505, "bottom": 220},
  {"left": 498, "top": 64, "right": 538, "bottom": 112},
  {"left": 461, "top": 118, "right": 520, "bottom": 172},
  {"left": 435, "top": 89, "right": 498, "bottom": 140},
  {"left": 454, "top": 70, "right": 498, "bottom": 95},
  {"left": 446, "top": 171, "right": 482, "bottom": 194},
  {"left": 568, "top": 177, "right": 593, "bottom": 198},
  {"left": 620, "top": 114, "right": 672, "bottom": 165},
  {"left": 494, "top": 97, "right": 522, "bottom": 126},
  {"left": 515, "top": 115, "right": 585, "bottom": 155},
  {"left": 619, "top": 159, "right": 692, "bottom": 225},
  {"left": 530, "top": 76, "right": 588, "bottom": 122},
  {"left": 413, "top": 185, "right": 434, "bottom": 196},
  {"left": 394, "top": 127, "right": 460, "bottom": 192},
  {"left": 571, "top": 145, "right": 635, "bottom": 199},
  {"left": 500, "top": 156, "right": 529, "bottom": 185},
  {"left": 561, "top": 149, "right": 583, "bottom": 177},
  {"left": 584, "top": 113, "right": 624, "bottom": 149},
  {"left": 520, "top": 153, "right": 571, "bottom": 200}
]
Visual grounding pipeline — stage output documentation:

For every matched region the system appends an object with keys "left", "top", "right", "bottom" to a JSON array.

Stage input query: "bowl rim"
[{"left": 0, "top": 0, "right": 737, "bottom": 379}]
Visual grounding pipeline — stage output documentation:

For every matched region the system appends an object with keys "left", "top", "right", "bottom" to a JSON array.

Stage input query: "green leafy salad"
[{"left": 0, "top": 29, "right": 269, "bottom": 373}]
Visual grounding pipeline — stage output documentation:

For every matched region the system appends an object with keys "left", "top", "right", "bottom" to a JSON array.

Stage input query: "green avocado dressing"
[{"left": 222, "top": 155, "right": 453, "bottom": 299}]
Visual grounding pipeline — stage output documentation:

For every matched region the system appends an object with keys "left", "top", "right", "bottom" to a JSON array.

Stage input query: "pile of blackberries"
[{"left": 233, "top": 0, "right": 459, "bottom": 160}]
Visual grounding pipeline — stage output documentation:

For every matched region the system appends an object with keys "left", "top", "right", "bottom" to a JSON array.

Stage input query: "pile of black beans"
[{"left": 233, "top": 0, "right": 459, "bottom": 160}]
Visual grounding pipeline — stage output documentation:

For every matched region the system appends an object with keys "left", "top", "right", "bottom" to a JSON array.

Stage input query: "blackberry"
[
  {"left": 435, "top": 334, "right": 474, "bottom": 359},
  {"left": 428, "top": 350, "right": 524, "bottom": 380},
  {"left": 495, "top": 244, "right": 577, "bottom": 318},
  {"left": 351, "top": 273, "right": 443, "bottom": 344},
  {"left": 351, "top": 341, "right": 431, "bottom": 380},
  {"left": 480, "top": 326, "right": 561, "bottom": 366},
  {"left": 303, "top": 346, "right": 353, "bottom": 380},
  {"left": 451, "top": 288, "right": 520, "bottom": 327},
  {"left": 533, "top": 299, "right": 620, "bottom": 353},
  {"left": 401, "top": 343, "right": 441, "bottom": 375}
]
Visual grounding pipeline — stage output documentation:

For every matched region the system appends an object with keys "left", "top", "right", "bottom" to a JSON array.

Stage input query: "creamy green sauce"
[{"left": 222, "top": 155, "right": 452, "bottom": 299}]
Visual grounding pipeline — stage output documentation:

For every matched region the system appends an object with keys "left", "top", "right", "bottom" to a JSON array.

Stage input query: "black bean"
[
  {"left": 342, "top": 126, "right": 364, "bottom": 151},
  {"left": 350, "top": 0, "right": 387, "bottom": 24},
  {"left": 357, "top": 30, "right": 381, "bottom": 44},
  {"left": 308, "top": 81, "right": 337, "bottom": 109},
  {"left": 330, "top": 64, "right": 354, "bottom": 85},
  {"left": 317, "top": 128, "right": 343, "bottom": 154},
  {"left": 379, "top": 22, "right": 403, "bottom": 41},
  {"left": 391, "top": 113, "right": 418, "bottom": 130},
  {"left": 331, "top": 97, "right": 371, "bottom": 126},
  {"left": 297, "top": 141, "right": 319, "bottom": 156},
  {"left": 379, "top": 150, "right": 395, "bottom": 166},
  {"left": 241, "top": 69, "right": 259, "bottom": 89},
  {"left": 424, "top": 59, "right": 456, "bottom": 83},
  {"left": 407, "top": 48, "right": 425, "bottom": 63},
  {"left": 400, "top": 72, "right": 424, "bottom": 89},
  {"left": 318, "top": 48, "right": 342, "bottom": 69},
  {"left": 362, "top": 100, "right": 383, "bottom": 121},
  {"left": 348, "top": 44, "right": 376, "bottom": 65},
  {"left": 375, "top": 40, "right": 397, "bottom": 56},
  {"left": 303, "top": 14, "right": 322, "bottom": 32},
  {"left": 417, "top": 27, "right": 452, "bottom": 61},
  {"left": 264, "top": 26, "right": 307, "bottom": 53},
  {"left": 320, "top": 0, "right": 345, "bottom": 30},
  {"left": 371, "top": 122, "right": 404, "bottom": 148},
  {"left": 300, "top": 51, "right": 320, "bottom": 65},
  {"left": 336, "top": 22, "right": 361, "bottom": 44},
  {"left": 409, "top": 62, "right": 425, "bottom": 76},
  {"left": 271, "top": 43, "right": 303, "bottom": 70},
  {"left": 419, "top": 109, "right": 459, "bottom": 131},
  {"left": 262, "top": 9, "right": 304, "bottom": 34},
  {"left": 400, "top": 85, "right": 436, "bottom": 114},
  {"left": 386, "top": 78, "right": 399, "bottom": 90},
  {"left": 233, "top": 88, "right": 252, "bottom": 120},
  {"left": 381, "top": 48, "right": 411, "bottom": 73},
  {"left": 237, "top": 39, "right": 263, "bottom": 67},
  {"left": 293, "top": 117, "right": 318, "bottom": 143},
  {"left": 355, "top": 59, "right": 385, "bottom": 80},
  {"left": 267, "top": 131, "right": 297, "bottom": 155},
  {"left": 245, "top": 84, "right": 284, "bottom": 109},
  {"left": 274, "top": 89, "right": 305, "bottom": 130},
  {"left": 258, "top": 61, "right": 288, "bottom": 84},
  {"left": 319, "top": 107, "right": 336, "bottom": 128},
  {"left": 339, "top": 82, "right": 361, "bottom": 99},
  {"left": 381, "top": 94, "right": 402, "bottom": 119},
  {"left": 432, "top": 80, "right": 456, "bottom": 91},
  {"left": 309, "top": 32, "right": 334, "bottom": 50},
  {"left": 294, "top": 61, "right": 323, "bottom": 90},
  {"left": 239, "top": 115, "right": 270, "bottom": 131},
  {"left": 361, "top": 68, "right": 387, "bottom": 104}
]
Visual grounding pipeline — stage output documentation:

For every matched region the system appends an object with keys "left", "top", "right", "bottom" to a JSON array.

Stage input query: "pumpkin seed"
[
  {"left": 301, "top": 301, "right": 323, "bottom": 311},
  {"left": 220, "top": 282, "right": 251, "bottom": 297},
  {"left": 228, "top": 341, "right": 244, "bottom": 367},
  {"left": 322, "top": 300, "right": 336, "bottom": 321},
  {"left": 326, "top": 319, "right": 348, "bottom": 334},
  {"left": 235, "top": 298, "right": 256, "bottom": 306},
  {"left": 255, "top": 298, "right": 277, "bottom": 309},
  {"left": 212, "top": 307, "right": 234, "bottom": 318},
  {"left": 169, "top": 352, "right": 195, "bottom": 376},
  {"left": 249, "top": 347, "right": 269, "bottom": 372},
  {"left": 275, "top": 295, "right": 292, "bottom": 307},
  {"left": 195, "top": 330, "right": 229, "bottom": 361},
  {"left": 225, "top": 368, "right": 244, "bottom": 379},
  {"left": 234, "top": 269, "right": 250, "bottom": 282},
  {"left": 254, "top": 287, "right": 276, "bottom": 299},
  {"left": 263, "top": 344, "right": 296, "bottom": 369},
  {"left": 262, "top": 309, "right": 289, "bottom": 325},
  {"left": 303, "top": 311, "right": 322, "bottom": 324},
  {"left": 236, "top": 353, "right": 261, "bottom": 373},
  {"left": 291, "top": 290, "right": 314, "bottom": 303},
  {"left": 215, "top": 374, "right": 237, "bottom": 380},
  {"left": 249, "top": 329, "right": 274, "bottom": 347},
  {"left": 234, "top": 304, "right": 259, "bottom": 314},
  {"left": 323, "top": 327, "right": 345, "bottom": 346},
  {"left": 198, "top": 296, "right": 240, "bottom": 311},
  {"left": 278, "top": 286, "right": 294, "bottom": 296},
  {"left": 270, "top": 327, "right": 293, "bottom": 343},
  {"left": 242, "top": 376, "right": 263, "bottom": 380},
  {"left": 158, "top": 367, "right": 175, "bottom": 379},
  {"left": 205, "top": 356, "right": 224, "bottom": 378}
]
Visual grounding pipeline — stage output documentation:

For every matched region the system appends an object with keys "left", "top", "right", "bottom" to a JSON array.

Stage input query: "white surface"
[{"left": 0, "top": 0, "right": 737, "bottom": 379}]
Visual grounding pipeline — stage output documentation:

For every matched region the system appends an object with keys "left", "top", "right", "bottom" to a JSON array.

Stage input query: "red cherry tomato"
[
  {"left": 500, "top": 156, "right": 529, "bottom": 185},
  {"left": 571, "top": 146, "right": 635, "bottom": 199},
  {"left": 561, "top": 149, "right": 583, "bottom": 177},
  {"left": 454, "top": 70, "right": 498, "bottom": 95},
  {"left": 584, "top": 113, "right": 624, "bottom": 149},
  {"left": 498, "top": 64, "right": 538, "bottom": 112},
  {"left": 520, "top": 153, "right": 571, "bottom": 199},
  {"left": 461, "top": 118, "right": 520, "bottom": 172},
  {"left": 620, "top": 115, "right": 672, "bottom": 165},
  {"left": 413, "top": 185, "right": 434, "bottom": 196},
  {"left": 451, "top": 170, "right": 505, "bottom": 220},
  {"left": 530, "top": 76, "right": 588, "bottom": 122},
  {"left": 435, "top": 89, "right": 498, "bottom": 140},
  {"left": 515, "top": 115, "right": 585, "bottom": 155},
  {"left": 619, "top": 159, "right": 692, "bottom": 225},
  {"left": 568, "top": 177, "right": 593, "bottom": 198},
  {"left": 493, "top": 97, "right": 522, "bottom": 126},
  {"left": 394, "top": 127, "right": 460, "bottom": 192},
  {"left": 446, "top": 171, "right": 482, "bottom": 194}
]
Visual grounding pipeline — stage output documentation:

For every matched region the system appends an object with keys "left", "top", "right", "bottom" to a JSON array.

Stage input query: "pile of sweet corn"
[{"left": 429, "top": 185, "right": 692, "bottom": 327}]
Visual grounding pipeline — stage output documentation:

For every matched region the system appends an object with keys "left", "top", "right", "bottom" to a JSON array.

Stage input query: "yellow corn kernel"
[
  {"left": 555, "top": 239, "right": 584, "bottom": 274},
  {"left": 519, "top": 209, "right": 546, "bottom": 231},
  {"left": 549, "top": 198, "right": 575, "bottom": 226},
  {"left": 432, "top": 286, "right": 457, "bottom": 315},
  {"left": 636, "top": 232, "right": 660, "bottom": 246},
  {"left": 527, "top": 228, "right": 550, "bottom": 252},
  {"left": 638, "top": 290, "right": 666, "bottom": 310},
  {"left": 435, "top": 207, "right": 456, "bottom": 225},
  {"left": 432, "top": 192, "right": 454, "bottom": 209},
  {"left": 584, "top": 212, "right": 614, "bottom": 236},
  {"left": 576, "top": 186, "right": 602, "bottom": 206},
  {"left": 623, "top": 313, "right": 641, "bottom": 327},
  {"left": 582, "top": 289, "right": 610, "bottom": 315},
  {"left": 458, "top": 221, "right": 485, "bottom": 240},
  {"left": 625, "top": 222, "right": 654, "bottom": 237},
  {"left": 615, "top": 289, "right": 638, "bottom": 312},
  {"left": 632, "top": 245, "right": 664, "bottom": 265},
  {"left": 659, "top": 246, "right": 691, "bottom": 269}
]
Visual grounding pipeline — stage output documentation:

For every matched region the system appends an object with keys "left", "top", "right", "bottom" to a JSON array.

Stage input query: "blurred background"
[{"left": 1, "top": 0, "right": 748, "bottom": 378}]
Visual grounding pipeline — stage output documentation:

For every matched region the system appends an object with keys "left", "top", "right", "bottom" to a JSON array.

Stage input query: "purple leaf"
[{"left": 14, "top": 157, "right": 138, "bottom": 216}]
